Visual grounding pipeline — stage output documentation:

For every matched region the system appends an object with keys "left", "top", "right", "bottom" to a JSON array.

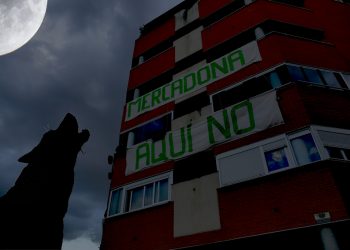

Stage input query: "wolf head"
[
  {"left": 18, "top": 113, "right": 90, "bottom": 168},
  {"left": 0, "top": 114, "right": 90, "bottom": 249}
]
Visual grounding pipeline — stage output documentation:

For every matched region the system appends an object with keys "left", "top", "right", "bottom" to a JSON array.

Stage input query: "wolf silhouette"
[{"left": 0, "top": 113, "right": 89, "bottom": 249}]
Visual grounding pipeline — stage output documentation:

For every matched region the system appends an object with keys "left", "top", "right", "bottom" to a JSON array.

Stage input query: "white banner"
[
  {"left": 126, "top": 41, "right": 262, "bottom": 121},
  {"left": 126, "top": 91, "right": 283, "bottom": 175}
]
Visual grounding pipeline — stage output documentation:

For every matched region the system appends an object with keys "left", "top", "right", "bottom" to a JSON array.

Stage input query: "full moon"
[{"left": 0, "top": 0, "right": 47, "bottom": 56}]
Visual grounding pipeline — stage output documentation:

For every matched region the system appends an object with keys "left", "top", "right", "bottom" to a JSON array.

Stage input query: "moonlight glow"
[{"left": 0, "top": 0, "right": 47, "bottom": 56}]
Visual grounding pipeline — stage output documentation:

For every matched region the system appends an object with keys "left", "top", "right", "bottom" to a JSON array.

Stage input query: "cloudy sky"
[{"left": 0, "top": 0, "right": 182, "bottom": 249}]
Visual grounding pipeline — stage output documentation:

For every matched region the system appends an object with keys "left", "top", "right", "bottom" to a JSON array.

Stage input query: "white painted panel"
[
  {"left": 218, "top": 147, "right": 265, "bottom": 186},
  {"left": 173, "top": 173, "right": 221, "bottom": 237},
  {"left": 173, "top": 26, "right": 203, "bottom": 62},
  {"left": 175, "top": 2, "right": 199, "bottom": 30},
  {"left": 318, "top": 130, "right": 350, "bottom": 149}
]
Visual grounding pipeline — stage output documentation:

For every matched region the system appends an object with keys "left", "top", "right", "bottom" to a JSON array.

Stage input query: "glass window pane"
[
  {"left": 109, "top": 189, "right": 122, "bottom": 216},
  {"left": 154, "top": 182, "right": 159, "bottom": 203},
  {"left": 288, "top": 65, "right": 305, "bottom": 82},
  {"left": 267, "top": 71, "right": 282, "bottom": 88},
  {"left": 158, "top": 179, "right": 169, "bottom": 202},
  {"left": 265, "top": 148, "right": 289, "bottom": 172},
  {"left": 343, "top": 149, "right": 350, "bottom": 160},
  {"left": 125, "top": 190, "right": 131, "bottom": 212},
  {"left": 341, "top": 73, "right": 350, "bottom": 89},
  {"left": 130, "top": 186, "right": 144, "bottom": 211},
  {"left": 303, "top": 68, "right": 323, "bottom": 85},
  {"left": 144, "top": 183, "right": 154, "bottom": 207},
  {"left": 321, "top": 71, "right": 341, "bottom": 88},
  {"left": 291, "top": 134, "right": 321, "bottom": 165},
  {"left": 326, "top": 147, "right": 344, "bottom": 159}
]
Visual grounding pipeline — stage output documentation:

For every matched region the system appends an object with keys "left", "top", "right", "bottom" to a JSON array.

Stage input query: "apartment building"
[{"left": 101, "top": 0, "right": 350, "bottom": 249}]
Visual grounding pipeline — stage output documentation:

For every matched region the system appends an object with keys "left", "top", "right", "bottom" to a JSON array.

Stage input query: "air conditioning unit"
[{"left": 314, "top": 212, "right": 331, "bottom": 224}]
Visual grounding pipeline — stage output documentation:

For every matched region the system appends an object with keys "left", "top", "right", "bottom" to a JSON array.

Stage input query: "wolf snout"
[{"left": 79, "top": 129, "right": 90, "bottom": 145}]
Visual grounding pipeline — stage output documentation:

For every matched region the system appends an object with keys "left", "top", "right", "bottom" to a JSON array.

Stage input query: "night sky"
[{"left": 0, "top": 0, "right": 182, "bottom": 249}]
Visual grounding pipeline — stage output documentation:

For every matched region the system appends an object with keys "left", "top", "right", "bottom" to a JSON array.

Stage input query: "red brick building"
[{"left": 101, "top": 0, "right": 350, "bottom": 249}]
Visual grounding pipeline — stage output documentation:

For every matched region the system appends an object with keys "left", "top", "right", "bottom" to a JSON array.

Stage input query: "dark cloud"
[{"left": 0, "top": 0, "right": 182, "bottom": 247}]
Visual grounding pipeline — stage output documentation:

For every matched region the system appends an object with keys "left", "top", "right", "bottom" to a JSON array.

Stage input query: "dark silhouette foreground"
[{"left": 0, "top": 113, "right": 89, "bottom": 249}]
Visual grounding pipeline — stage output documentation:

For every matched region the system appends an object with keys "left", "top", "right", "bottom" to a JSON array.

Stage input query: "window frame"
[
  {"left": 216, "top": 128, "right": 323, "bottom": 187},
  {"left": 107, "top": 172, "right": 173, "bottom": 218},
  {"left": 210, "top": 63, "right": 350, "bottom": 112},
  {"left": 312, "top": 125, "right": 350, "bottom": 161},
  {"left": 262, "top": 136, "right": 295, "bottom": 173}
]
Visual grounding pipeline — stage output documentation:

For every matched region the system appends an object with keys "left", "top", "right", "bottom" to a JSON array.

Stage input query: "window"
[
  {"left": 108, "top": 188, "right": 123, "bottom": 216},
  {"left": 317, "top": 128, "right": 350, "bottom": 160},
  {"left": 107, "top": 173, "right": 172, "bottom": 217},
  {"left": 325, "top": 147, "right": 350, "bottom": 160},
  {"left": 212, "top": 65, "right": 349, "bottom": 113},
  {"left": 290, "top": 134, "right": 321, "bottom": 165},
  {"left": 129, "top": 114, "right": 172, "bottom": 145},
  {"left": 266, "top": 71, "right": 282, "bottom": 88},
  {"left": 342, "top": 73, "right": 350, "bottom": 89},
  {"left": 125, "top": 178, "right": 170, "bottom": 212},
  {"left": 320, "top": 71, "right": 342, "bottom": 88},
  {"left": 280, "top": 65, "right": 347, "bottom": 89},
  {"left": 264, "top": 147, "right": 289, "bottom": 172},
  {"left": 303, "top": 68, "right": 323, "bottom": 85},
  {"left": 217, "top": 129, "right": 324, "bottom": 187},
  {"left": 288, "top": 65, "right": 306, "bottom": 82}
]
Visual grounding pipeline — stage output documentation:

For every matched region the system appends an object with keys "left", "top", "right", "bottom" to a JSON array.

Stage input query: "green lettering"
[
  {"left": 127, "top": 98, "right": 142, "bottom": 119},
  {"left": 169, "top": 128, "right": 187, "bottom": 158},
  {"left": 207, "top": 110, "right": 231, "bottom": 144},
  {"left": 231, "top": 100, "right": 255, "bottom": 135},
  {"left": 151, "top": 139, "right": 168, "bottom": 164},
  {"left": 135, "top": 143, "right": 150, "bottom": 170},
  {"left": 141, "top": 93, "right": 151, "bottom": 111},
  {"left": 151, "top": 88, "right": 161, "bottom": 107},
  {"left": 184, "top": 73, "right": 197, "bottom": 93},
  {"left": 171, "top": 79, "right": 183, "bottom": 98},
  {"left": 162, "top": 84, "right": 171, "bottom": 101},
  {"left": 197, "top": 66, "right": 211, "bottom": 85},
  {"left": 211, "top": 57, "right": 229, "bottom": 79},
  {"left": 228, "top": 50, "right": 245, "bottom": 72}
]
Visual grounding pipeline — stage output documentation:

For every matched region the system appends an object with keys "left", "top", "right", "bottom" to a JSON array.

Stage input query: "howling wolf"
[{"left": 0, "top": 113, "right": 89, "bottom": 249}]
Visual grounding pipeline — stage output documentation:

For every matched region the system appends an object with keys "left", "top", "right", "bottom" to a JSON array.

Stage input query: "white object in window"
[
  {"left": 290, "top": 134, "right": 321, "bottom": 165},
  {"left": 264, "top": 147, "right": 290, "bottom": 172}
]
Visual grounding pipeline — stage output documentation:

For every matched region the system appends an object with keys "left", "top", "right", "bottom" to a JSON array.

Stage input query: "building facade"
[{"left": 101, "top": 0, "right": 350, "bottom": 249}]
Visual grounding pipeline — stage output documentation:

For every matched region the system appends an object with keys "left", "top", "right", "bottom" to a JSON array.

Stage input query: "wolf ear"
[
  {"left": 57, "top": 113, "right": 78, "bottom": 134},
  {"left": 18, "top": 147, "right": 39, "bottom": 163}
]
